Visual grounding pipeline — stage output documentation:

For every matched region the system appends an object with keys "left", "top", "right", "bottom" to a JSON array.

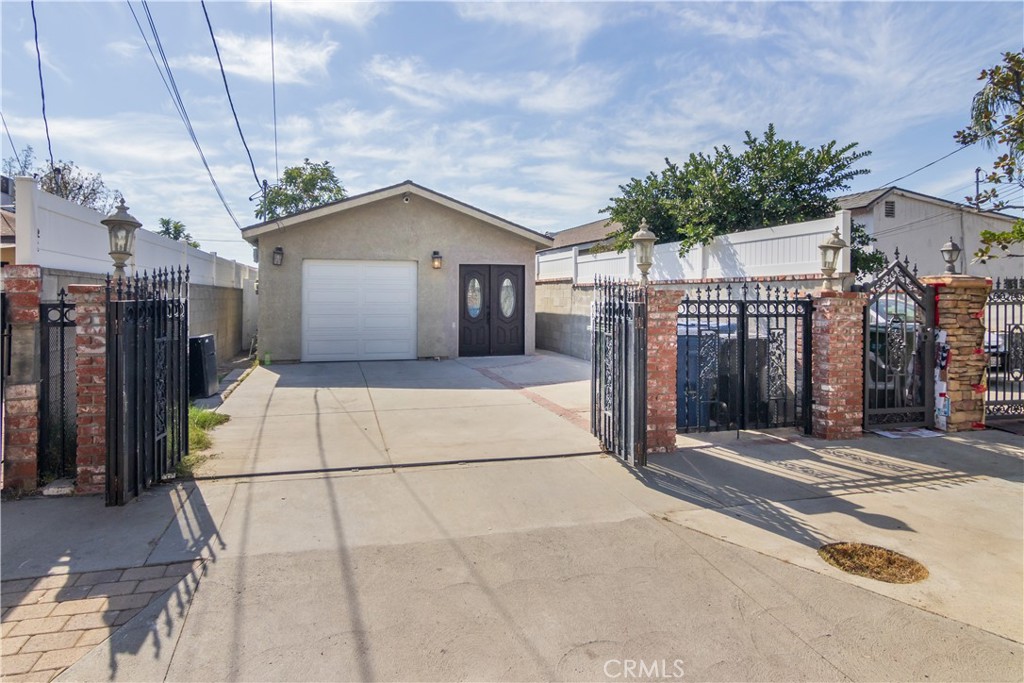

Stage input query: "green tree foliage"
[
  {"left": 602, "top": 124, "right": 875, "bottom": 273},
  {"left": 954, "top": 50, "right": 1024, "bottom": 262},
  {"left": 850, "top": 221, "right": 886, "bottom": 277},
  {"left": 157, "top": 217, "right": 200, "bottom": 249},
  {"left": 3, "top": 145, "right": 122, "bottom": 214},
  {"left": 254, "top": 158, "right": 347, "bottom": 221}
]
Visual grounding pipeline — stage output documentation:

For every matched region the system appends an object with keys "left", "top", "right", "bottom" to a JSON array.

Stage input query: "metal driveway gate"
[
  {"left": 677, "top": 284, "right": 813, "bottom": 434},
  {"left": 862, "top": 255, "right": 935, "bottom": 430},
  {"left": 591, "top": 277, "right": 647, "bottom": 467},
  {"left": 106, "top": 269, "right": 189, "bottom": 506},
  {"left": 39, "top": 290, "right": 77, "bottom": 480},
  {"left": 985, "top": 277, "right": 1023, "bottom": 421}
]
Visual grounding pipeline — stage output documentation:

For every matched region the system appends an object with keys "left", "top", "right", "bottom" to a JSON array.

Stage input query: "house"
[
  {"left": 837, "top": 186, "right": 1020, "bottom": 280},
  {"left": 546, "top": 216, "right": 622, "bottom": 252},
  {"left": 1, "top": 209, "right": 14, "bottom": 266},
  {"left": 240, "top": 181, "right": 553, "bottom": 362}
]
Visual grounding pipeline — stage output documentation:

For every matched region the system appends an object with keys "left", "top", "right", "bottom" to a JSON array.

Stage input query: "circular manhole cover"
[{"left": 818, "top": 542, "right": 929, "bottom": 584}]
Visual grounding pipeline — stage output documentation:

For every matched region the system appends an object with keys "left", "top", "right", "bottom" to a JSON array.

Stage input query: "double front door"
[{"left": 459, "top": 265, "right": 525, "bottom": 356}]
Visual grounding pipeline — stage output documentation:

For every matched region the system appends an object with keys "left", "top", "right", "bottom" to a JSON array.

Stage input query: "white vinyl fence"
[
  {"left": 14, "top": 177, "right": 255, "bottom": 287},
  {"left": 538, "top": 210, "right": 851, "bottom": 283}
]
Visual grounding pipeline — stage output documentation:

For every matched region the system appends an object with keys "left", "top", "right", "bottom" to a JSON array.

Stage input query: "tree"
[
  {"left": 602, "top": 125, "right": 874, "bottom": 273},
  {"left": 254, "top": 158, "right": 347, "bottom": 221},
  {"left": 954, "top": 50, "right": 1024, "bottom": 262},
  {"left": 2, "top": 145, "right": 121, "bottom": 214},
  {"left": 157, "top": 218, "right": 200, "bottom": 249}
]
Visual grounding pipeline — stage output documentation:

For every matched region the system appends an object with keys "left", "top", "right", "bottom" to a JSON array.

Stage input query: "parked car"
[{"left": 985, "top": 330, "right": 1005, "bottom": 370}]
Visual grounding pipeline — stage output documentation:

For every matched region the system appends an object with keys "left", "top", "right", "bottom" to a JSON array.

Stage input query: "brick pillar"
[
  {"left": 70, "top": 285, "right": 107, "bottom": 494},
  {"left": 921, "top": 275, "right": 991, "bottom": 432},
  {"left": 646, "top": 288, "right": 679, "bottom": 453},
  {"left": 2, "top": 265, "right": 42, "bottom": 491},
  {"left": 811, "top": 291, "right": 867, "bottom": 440}
]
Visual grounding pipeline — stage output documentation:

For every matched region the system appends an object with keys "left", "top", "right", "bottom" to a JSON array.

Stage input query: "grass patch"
[
  {"left": 818, "top": 542, "right": 929, "bottom": 584},
  {"left": 178, "top": 406, "right": 230, "bottom": 478}
]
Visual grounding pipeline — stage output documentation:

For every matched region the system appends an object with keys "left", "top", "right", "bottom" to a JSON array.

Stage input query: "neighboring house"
[
  {"left": 241, "top": 180, "right": 553, "bottom": 362},
  {"left": 837, "top": 186, "right": 1020, "bottom": 280},
  {"left": 1, "top": 209, "right": 14, "bottom": 266},
  {"left": 546, "top": 216, "right": 622, "bottom": 253}
]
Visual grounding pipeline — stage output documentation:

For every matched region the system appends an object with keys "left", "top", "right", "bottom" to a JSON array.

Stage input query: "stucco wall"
[
  {"left": 536, "top": 281, "right": 594, "bottom": 361},
  {"left": 255, "top": 194, "right": 539, "bottom": 361}
]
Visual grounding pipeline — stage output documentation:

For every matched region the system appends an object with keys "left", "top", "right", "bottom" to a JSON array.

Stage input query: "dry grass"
[{"left": 818, "top": 542, "right": 929, "bottom": 584}]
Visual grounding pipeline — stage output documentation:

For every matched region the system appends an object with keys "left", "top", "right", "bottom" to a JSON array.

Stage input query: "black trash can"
[{"left": 189, "top": 334, "right": 218, "bottom": 399}]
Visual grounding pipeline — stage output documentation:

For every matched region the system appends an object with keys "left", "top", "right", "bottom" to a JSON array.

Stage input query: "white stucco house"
[
  {"left": 241, "top": 181, "right": 553, "bottom": 362},
  {"left": 837, "top": 186, "right": 1021, "bottom": 280}
]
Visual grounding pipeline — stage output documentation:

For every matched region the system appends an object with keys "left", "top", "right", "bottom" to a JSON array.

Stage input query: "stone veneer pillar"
[
  {"left": 70, "top": 285, "right": 107, "bottom": 494},
  {"left": 921, "top": 275, "right": 991, "bottom": 432},
  {"left": 1, "top": 265, "right": 43, "bottom": 491},
  {"left": 811, "top": 290, "right": 868, "bottom": 440}
]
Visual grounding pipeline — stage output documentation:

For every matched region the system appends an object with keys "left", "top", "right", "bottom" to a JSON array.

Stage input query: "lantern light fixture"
[
  {"left": 272, "top": 246, "right": 284, "bottom": 266},
  {"left": 630, "top": 220, "right": 656, "bottom": 286},
  {"left": 431, "top": 251, "right": 442, "bottom": 269},
  {"left": 101, "top": 198, "right": 141, "bottom": 279},
  {"left": 818, "top": 226, "right": 848, "bottom": 291},
  {"left": 940, "top": 236, "right": 962, "bottom": 274}
]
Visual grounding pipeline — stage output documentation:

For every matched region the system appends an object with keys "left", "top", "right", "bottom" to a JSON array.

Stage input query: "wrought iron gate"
[
  {"left": 985, "top": 277, "right": 1023, "bottom": 420},
  {"left": 39, "top": 290, "right": 77, "bottom": 480},
  {"left": 862, "top": 255, "right": 935, "bottom": 430},
  {"left": 106, "top": 269, "right": 189, "bottom": 506},
  {"left": 677, "top": 284, "right": 813, "bottom": 434},
  {"left": 591, "top": 277, "right": 647, "bottom": 467}
]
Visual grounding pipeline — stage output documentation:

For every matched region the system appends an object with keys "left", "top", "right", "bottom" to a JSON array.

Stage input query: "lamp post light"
[
  {"left": 630, "top": 220, "right": 656, "bottom": 286},
  {"left": 101, "top": 198, "right": 141, "bottom": 280},
  {"left": 940, "top": 236, "right": 962, "bottom": 274},
  {"left": 818, "top": 226, "right": 848, "bottom": 292}
]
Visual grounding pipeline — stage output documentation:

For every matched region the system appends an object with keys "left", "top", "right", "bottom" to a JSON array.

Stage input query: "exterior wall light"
[
  {"left": 940, "top": 236, "right": 962, "bottom": 274},
  {"left": 818, "top": 226, "right": 848, "bottom": 291},
  {"left": 630, "top": 220, "right": 656, "bottom": 286},
  {"left": 101, "top": 198, "right": 141, "bottom": 279},
  {"left": 432, "top": 251, "right": 442, "bottom": 269},
  {"left": 272, "top": 246, "right": 284, "bottom": 266}
]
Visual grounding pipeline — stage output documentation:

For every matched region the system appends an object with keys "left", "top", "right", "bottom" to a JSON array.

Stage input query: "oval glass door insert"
[
  {"left": 466, "top": 278, "right": 482, "bottom": 318},
  {"left": 500, "top": 278, "right": 516, "bottom": 317}
]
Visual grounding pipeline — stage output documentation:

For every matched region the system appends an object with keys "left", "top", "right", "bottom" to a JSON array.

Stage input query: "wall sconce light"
[
  {"left": 818, "top": 226, "right": 848, "bottom": 291},
  {"left": 101, "top": 197, "right": 141, "bottom": 279},
  {"left": 940, "top": 236, "right": 962, "bottom": 274},
  {"left": 272, "top": 246, "right": 284, "bottom": 266},
  {"left": 431, "top": 251, "right": 442, "bottom": 269},
  {"left": 630, "top": 220, "right": 656, "bottom": 286}
]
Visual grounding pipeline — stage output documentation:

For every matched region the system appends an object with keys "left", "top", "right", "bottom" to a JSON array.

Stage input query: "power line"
[
  {"left": 200, "top": 0, "right": 261, "bottom": 190},
  {"left": 129, "top": 0, "right": 240, "bottom": 229},
  {"left": 1, "top": 111, "right": 23, "bottom": 170},
  {"left": 30, "top": 0, "right": 55, "bottom": 172},
  {"left": 270, "top": 0, "right": 279, "bottom": 183},
  {"left": 878, "top": 121, "right": 1012, "bottom": 188}
]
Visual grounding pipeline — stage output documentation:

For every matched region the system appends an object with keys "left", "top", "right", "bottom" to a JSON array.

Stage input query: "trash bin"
[{"left": 189, "top": 334, "right": 218, "bottom": 399}]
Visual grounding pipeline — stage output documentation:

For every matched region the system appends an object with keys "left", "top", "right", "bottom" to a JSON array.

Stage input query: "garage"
[{"left": 301, "top": 259, "right": 417, "bottom": 362}]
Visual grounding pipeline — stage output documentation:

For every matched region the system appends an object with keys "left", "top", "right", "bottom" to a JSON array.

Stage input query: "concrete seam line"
[{"left": 216, "top": 365, "right": 257, "bottom": 406}]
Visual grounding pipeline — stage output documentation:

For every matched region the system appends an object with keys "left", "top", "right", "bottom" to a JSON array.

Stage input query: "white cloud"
[
  {"left": 175, "top": 32, "right": 338, "bottom": 85},
  {"left": 270, "top": 0, "right": 386, "bottom": 28},
  {"left": 455, "top": 2, "right": 610, "bottom": 55},
  {"left": 106, "top": 40, "right": 140, "bottom": 59},
  {"left": 663, "top": 3, "right": 780, "bottom": 41},
  {"left": 22, "top": 39, "right": 70, "bottom": 82}
]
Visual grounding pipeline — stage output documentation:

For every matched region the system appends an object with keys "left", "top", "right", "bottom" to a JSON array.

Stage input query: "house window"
[{"left": 884, "top": 200, "right": 896, "bottom": 218}]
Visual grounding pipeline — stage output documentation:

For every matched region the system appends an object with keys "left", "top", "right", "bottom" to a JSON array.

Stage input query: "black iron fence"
[
  {"left": 1, "top": 292, "right": 10, "bottom": 395},
  {"left": 106, "top": 268, "right": 189, "bottom": 506},
  {"left": 39, "top": 290, "right": 77, "bottom": 480},
  {"left": 591, "top": 277, "right": 647, "bottom": 467},
  {"left": 677, "top": 283, "right": 813, "bottom": 434},
  {"left": 985, "top": 277, "right": 1024, "bottom": 421}
]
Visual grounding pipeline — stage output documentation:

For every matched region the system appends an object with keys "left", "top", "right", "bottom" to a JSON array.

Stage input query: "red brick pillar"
[
  {"left": 646, "top": 287, "right": 679, "bottom": 453},
  {"left": 70, "top": 285, "right": 107, "bottom": 494},
  {"left": 811, "top": 291, "right": 867, "bottom": 439},
  {"left": 921, "top": 275, "right": 991, "bottom": 432},
  {"left": 1, "top": 265, "right": 42, "bottom": 491}
]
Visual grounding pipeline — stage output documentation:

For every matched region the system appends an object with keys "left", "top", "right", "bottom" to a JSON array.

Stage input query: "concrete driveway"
[{"left": 200, "top": 352, "right": 600, "bottom": 478}]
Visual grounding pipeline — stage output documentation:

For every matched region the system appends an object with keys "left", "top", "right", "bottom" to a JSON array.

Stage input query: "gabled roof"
[
  {"left": 836, "top": 188, "right": 894, "bottom": 211},
  {"left": 1, "top": 209, "right": 14, "bottom": 243},
  {"left": 837, "top": 186, "right": 1019, "bottom": 221},
  {"left": 546, "top": 217, "right": 622, "bottom": 250},
  {"left": 241, "top": 180, "right": 553, "bottom": 247}
]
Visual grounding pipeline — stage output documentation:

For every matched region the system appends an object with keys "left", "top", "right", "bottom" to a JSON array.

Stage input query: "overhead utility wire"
[
  {"left": 270, "top": 0, "right": 279, "bottom": 182},
  {"left": 200, "top": 0, "right": 261, "bottom": 190},
  {"left": 30, "top": 0, "right": 55, "bottom": 172},
  {"left": 878, "top": 121, "right": 1012, "bottom": 188},
  {"left": 130, "top": 0, "right": 240, "bottom": 228},
  {"left": 1, "top": 111, "right": 23, "bottom": 170}
]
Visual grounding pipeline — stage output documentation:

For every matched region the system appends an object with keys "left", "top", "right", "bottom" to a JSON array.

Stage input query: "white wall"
[
  {"left": 14, "top": 177, "right": 255, "bottom": 288},
  {"left": 537, "top": 210, "right": 851, "bottom": 283}
]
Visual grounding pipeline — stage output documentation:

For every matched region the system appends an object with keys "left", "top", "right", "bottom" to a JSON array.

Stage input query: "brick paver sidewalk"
[{"left": 0, "top": 560, "right": 202, "bottom": 681}]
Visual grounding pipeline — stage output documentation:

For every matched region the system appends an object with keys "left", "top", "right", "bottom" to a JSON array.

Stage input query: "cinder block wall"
[{"left": 535, "top": 281, "right": 594, "bottom": 360}]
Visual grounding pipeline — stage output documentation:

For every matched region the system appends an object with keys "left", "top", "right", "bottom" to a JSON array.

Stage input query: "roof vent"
[{"left": 884, "top": 200, "right": 896, "bottom": 218}]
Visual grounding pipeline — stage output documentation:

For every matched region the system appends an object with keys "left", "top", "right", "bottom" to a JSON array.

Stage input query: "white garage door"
[{"left": 302, "top": 260, "right": 417, "bottom": 362}]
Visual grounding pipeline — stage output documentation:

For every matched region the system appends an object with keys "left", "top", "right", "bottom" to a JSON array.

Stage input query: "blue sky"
[{"left": 1, "top": 1, "right": 1021, "bottom": 265}]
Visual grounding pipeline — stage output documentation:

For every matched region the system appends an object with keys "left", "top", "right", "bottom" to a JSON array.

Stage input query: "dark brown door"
[{"left": 459, "top": 264, "right": 525, "bottom": 356}]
